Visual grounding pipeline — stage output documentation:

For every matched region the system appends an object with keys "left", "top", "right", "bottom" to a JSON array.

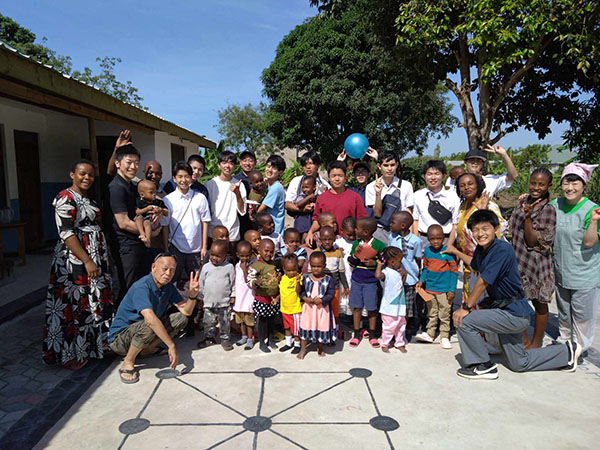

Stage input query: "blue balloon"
[{"left": 344, "top": 133, "right": 369, "bottom": 159}]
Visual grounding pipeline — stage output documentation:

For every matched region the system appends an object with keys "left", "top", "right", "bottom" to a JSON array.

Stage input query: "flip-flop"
[
  {"left": 360, "top": 329, "right": 370, "bottom": 339},
  {"left": 369, "top": 338, "right": 381, "bottom": 348},
  {"left": 349, "top": 337, "right": 360, "bottom": 348},
  {"left": 139, "top": 347, "right": 168, "bottom": 359},
  {"left": 119, "top": 368, "right": 139, "bottom": 384}
]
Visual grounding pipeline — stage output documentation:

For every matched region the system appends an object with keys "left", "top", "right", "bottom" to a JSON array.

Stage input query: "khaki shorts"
[{"left": 234, "top": 311, "right": 255, "bottom": 327}]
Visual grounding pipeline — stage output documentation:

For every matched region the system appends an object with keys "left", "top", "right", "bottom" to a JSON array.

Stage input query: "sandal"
[
  {"left": 119, "top": 368, "right": 139, "bottom": 384},
  {"left": 349, "top": 337, "right": 360, "bottom": 348},
  {"left": 369, "top": 338, "right": 381, "bottom": 348},
  {"left": 360, "top": 329, "right": 370, "bottom": 339}
]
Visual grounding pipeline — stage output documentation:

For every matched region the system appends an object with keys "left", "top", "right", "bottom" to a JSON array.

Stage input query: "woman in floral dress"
[{"left": 43, "top": 159, "right": 115, "bottom": 369}]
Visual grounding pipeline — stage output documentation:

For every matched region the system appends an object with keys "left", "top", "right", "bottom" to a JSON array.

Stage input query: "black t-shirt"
[{"left": 108, "top": 174, "right": 142, "bottom": 246}]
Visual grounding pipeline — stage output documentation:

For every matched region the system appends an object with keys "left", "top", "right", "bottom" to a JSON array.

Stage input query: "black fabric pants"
[{"left": 112, "top": 241, "right": 146, "bottom": 303}]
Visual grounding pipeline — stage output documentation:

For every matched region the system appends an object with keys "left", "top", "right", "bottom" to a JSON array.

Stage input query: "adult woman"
[
  {"left": 551, "top": 163, "right": 600, "bottom": 352},
  {"left": 453, "top": 173, "right": 506, "bottom": 299},
  {"left": 43, "top": 160, "right": 115, "bottom": 369}
]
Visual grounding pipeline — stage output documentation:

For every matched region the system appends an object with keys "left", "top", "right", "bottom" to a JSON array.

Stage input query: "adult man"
[
  {"left": 108, "top": 253, "right": 199, "bottom": 383},
  {"left": 107, "top": 144, "right": 148, "bottom": 301},
  {"left": 234, "top": 150, "right": 257, "bottom": 236},
  {"left": 142, "top": 160, "right": 168, "bottom": 271},
  {"left": 143, "top": 160, "right": 164, "bottom": 196},
  {"left": 285, "top": 150, "right": 330, "bottom": 216}
]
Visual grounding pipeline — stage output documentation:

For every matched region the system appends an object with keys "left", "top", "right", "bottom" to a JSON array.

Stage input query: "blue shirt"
[
  {"left": 281, "top": 246, "right": 307, "bottom": 261},
  {"left": 471, "top": 239, "right": 533, "bottom": 317},
  {"left": 388, "top": 232, "right": 422, "bottom": 286},
  {"left": 263, "top": 181, "right": 286, "bottom": 235},
  {"left": 108, "top": 274, "right": 184, "bottom": 342}
]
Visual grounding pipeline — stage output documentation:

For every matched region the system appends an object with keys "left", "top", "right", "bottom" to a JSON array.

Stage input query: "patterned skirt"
[
  {"left": 299, "top": 303, "right": 338, "bottom": 344},
  {"left": 253, "top": 298, "right": 280, "bottom": 319}
]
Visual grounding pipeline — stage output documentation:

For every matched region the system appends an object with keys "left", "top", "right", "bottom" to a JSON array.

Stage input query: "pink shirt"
[{"left": 234, "top": 263, "right": 254, "bottom": 313}]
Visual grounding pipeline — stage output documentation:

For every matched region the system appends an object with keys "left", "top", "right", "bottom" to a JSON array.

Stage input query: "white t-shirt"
[
  {"left": 413, "top": 187, "right": 461, "bottom": 235},
  {"left": 446, "top": 173, "right": 511, "bottom": 198},
  {"left": 285, "top": 175, "right": 330, "bottom": 203},
  {"left": 205, "top": 176, "right": 248, "bottom": 241},
  {"left": 261, "top": 232, "right": 285, "bottom": 253},
  {"left": 163, "top": 189, "right": 211, "bottom": 254},
  {"left": 365, "top": 176, "right": 414, "bottom": 210}
]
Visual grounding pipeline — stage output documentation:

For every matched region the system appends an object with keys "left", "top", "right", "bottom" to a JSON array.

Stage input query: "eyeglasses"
[{"left": 153, "top": 252, "right": 178, "bottom": 263}]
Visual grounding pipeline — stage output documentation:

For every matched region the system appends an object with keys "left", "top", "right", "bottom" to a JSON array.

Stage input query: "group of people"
[{"left": 41, "top": 129, "right": 599, "bottom": 383}]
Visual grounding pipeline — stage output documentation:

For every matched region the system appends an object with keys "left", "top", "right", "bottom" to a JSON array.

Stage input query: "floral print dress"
[{"left": 43, "top": 189, "right": 115, "bottom": 365}]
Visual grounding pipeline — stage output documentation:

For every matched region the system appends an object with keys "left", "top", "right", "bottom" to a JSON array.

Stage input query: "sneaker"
[
  {"left": 221, "top": 340, "right": 234, "bottom": 351},
  {"left": 457, "top": 362, "right": 498, "bottom": 380},
  {"left": 279, "top": 345, "right": 293, "bottom": 353},
  {"left": 259, "top": 343, "right": 271, "bottom": 353},
  {"left": 268, "top": 339, "right": 278, "bottom": 349},
  {"left": 291, "top": 346, "right": 301, "bottom": 354},
  {"left": 244, "top": 340, "right": 255, "bottom": 351},
  {"left": 235, "top": 336, "right": 248, "bottom": 346},
  {"left": 440, "top": 338, "right": 452, "bottom": 349},
  {"left": 197, "top": 337, "right": 216, "bottom": 348},
  {"left": 562, "top": 341, "right": 582, "bottom": 372},
  {"left": 415, "top": 332, "right": 434, "bottom": 343}
]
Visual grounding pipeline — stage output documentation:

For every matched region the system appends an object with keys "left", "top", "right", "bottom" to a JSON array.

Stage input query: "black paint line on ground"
[
  {"left": 385, "top": 430, "right": 395, "bottom": 450},
  {"left": 271, "top": 421, "right": 370, "bottom": 425},
  {"left": 268, "top": 428, "right": 309, "bottom": 450},
  {"left": 174, "top": 377, "right": 249, "bottom": 419},
  {"left": 149, "top": 423, "right": 243, "bottom": 427},
  {"left": 205, "top": 428, "right": 248, "bottom": 450},
  {"left": 364, "top": 378, "right": 381, "bottom": 416},
  {"left": 137, "top": 379, "right": 162, "bottom": 419},
  {"left": 256, "top": 377, "right": 266, "bottom": 416},
  {"left": 268, "top": 376, "right": 354, "bottom": 420}
]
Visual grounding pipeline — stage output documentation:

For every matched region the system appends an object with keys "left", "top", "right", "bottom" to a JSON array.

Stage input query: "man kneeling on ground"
[{"left": 108, "top": 252, "right": 199, "bottom": 383}]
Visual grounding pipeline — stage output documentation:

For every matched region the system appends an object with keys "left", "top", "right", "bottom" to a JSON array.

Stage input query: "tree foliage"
[
  {"left": 216, "top": 102, "right": 275, "bottom": 154},
  {"left": 261, "top": 6, "right": 455, "bottom": 163},
  {"left": 0, "top": 13, "right": 145, "bottom": 109}
]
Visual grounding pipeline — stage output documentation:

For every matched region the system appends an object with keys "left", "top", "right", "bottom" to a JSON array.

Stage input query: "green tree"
[
  {"left": 216, "top": 102, "right": 275, "bottom": 154},
  {"left": 261, "top": 6, "right": 455, "bottom": 163},
  {"left": 310, "top": 0, "right": 599, "bottom": 155},
  {"left": 0, "top": 14, "right": 145, "bottom": 109}
]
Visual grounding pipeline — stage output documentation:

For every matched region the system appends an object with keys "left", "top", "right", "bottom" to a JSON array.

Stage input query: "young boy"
[
  {"left": 388, "top": 211, "right": 423, "bottom": 341},
  {"left": 315, "top": 226, "right": 349, "bottom": 324},
  {"left": 281, "top": 228, "right": 307, "bottom": 272},
  {"left": 278, "top": 254, "right": 302, "bottom": 354},
  {"left": 444, "top": 210, "right": 580, "bottom": 379},
  {"left": 244, "top": 229, "right": 262, "bottom": 260},
  {"left": 246, "top": 170, "right": 267, "bottom": 222},
  {"left": 445, "top": 166, "right": 466, "bottom": 190},
  {"left": 412, "top": 160, "right": 460, "bottom": 250},
  {"left": 234, "top": 241, "right": 255, "bottom": 350},
  {"left": 135, "top": 180, "right": 169, "bottom": 250},
  {"left": 347, "top": 217, "right": 386, "bottom": 348},
  {"left": 306, "top": 161, "right": 367, "bottom": 245},
  {"left": 366, "top": 150, "right": 414, "bottom": 244},
  {"left": 248, "top": 239, "right": 281, "bottom": 353},
  {"left": 163, "top": 154, "right": 210, "bottom": 201},
  {"left": 335, "top": 216, "right": 356, "bottom": 316},
  {"left": 285, "top": 150, "right": 330, "bottom": 217},
  {"left": 212, "top": 225, "right": 229, "bottom": 242},
  {"left": 163, "top": 162, "right": 211, "bottom": 290},
  {"left": 197, "top": 240, "right": 235, "bottom": 351},
  {"left": 257, "top": 155, "right": 286, "bottom": 235},
  {"left": 293, "top": 175, "right": 318, "bottom": 237},
  {"left": 205, "top": 151, "right": 247, "bottom": 243},
  {"left": 415, "top": 224, "right": 458, "bottom": 349},
  {"left": 255, "top": 212, "right": 284, "bottom": 254}
]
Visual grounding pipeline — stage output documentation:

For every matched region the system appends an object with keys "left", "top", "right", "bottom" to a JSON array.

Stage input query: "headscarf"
[{"left": 561, "top": 163, "right": 598, "bottom": 184}]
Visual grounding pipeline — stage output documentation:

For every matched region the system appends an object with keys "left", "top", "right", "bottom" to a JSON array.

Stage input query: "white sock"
[
  {"left": 294, "top": 340, "right": 301, "bottom": 347},
  {"left": 285, "top": 335, "right": 293, "bottom": 346}
]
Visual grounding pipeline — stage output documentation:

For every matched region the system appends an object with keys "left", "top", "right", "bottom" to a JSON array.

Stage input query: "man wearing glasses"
[{"left": 108, "top": 253, "right": 200, "bottom": 384}]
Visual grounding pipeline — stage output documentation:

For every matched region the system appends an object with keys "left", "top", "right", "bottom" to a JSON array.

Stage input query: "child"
[
  {"left": 247, "top": 170, "right": 267, "bottom": 223},
  {"left": 445, "top": 166, "right": 466, "bottom": 190},
  {"left": 256, "top": 155, "right": 287, "bottom": 235},
  {"left": 293, "top": 175, "right": 317, "bottom": 238},
  {"left": 279, "top": 254, "right": 303, "bottom": 354},
  {"left": 135, "top": 180, "right": 169, "bottom": 249},
  {"left": 244, "top": 229, "right": 262, "bottom": 260},
  {"left": 285, "top": 150, "right": 330, "bottom": 218},
  {"left": 347, "top": 217, "right": 386, "bottom": 348},
  {"left": 314, "top": 226, "right": 349, "bottom": 327},
  {"left": 212, "top": 225, "right": 229, "bottom": 242},
  {"left": 164, "top": 162, "right": 211, "bottom": 290},
  {"left": 197, "top": 240, "right": 235, "bottom": 351},
  {"left": 281, "top": 228, "right": 307, "bottom": 272},
  {"left": 306, "top": 161, "right": 367, "bottom": 245},
  {"left": 415, "top": 224, "right": 458, "bottom": 349},
  {"left": 255, "top": 212, "right": 284, "bottom": 254},
  {"left": 233, "top": 241, "right": 256, "bottom": 350},
  {"left": 297, "top": 251, "right": 338, "bottom": 359},
  {"left": 309, "top": 212, "right": 338, "bottom": 249},
  {"left": 444, "top": 210, "right": 578, "bottom": 379},
  {"left": 335, "top": 216, "right": 356, "bottom": 316},
  {"left": 247, "top": 239, "right": 281, "bottom": 353},
  {"left": 375, "top": 247, "right": 408, "bottom": 353},
  {"left": 508, "top": 168, "right": 556, "bottom": 349}
]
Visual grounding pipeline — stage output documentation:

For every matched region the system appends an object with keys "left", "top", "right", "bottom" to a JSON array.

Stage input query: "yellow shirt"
[{"left": 279, "top": 274, "right": 302, "bottom": 314}]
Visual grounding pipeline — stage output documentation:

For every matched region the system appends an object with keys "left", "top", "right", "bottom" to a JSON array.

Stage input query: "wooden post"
[{"left": 87, "top": 117, "right": 100, "bottom": 203}]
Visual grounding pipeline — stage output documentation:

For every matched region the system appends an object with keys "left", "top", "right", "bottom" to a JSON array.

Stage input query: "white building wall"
[{"left": 154, "top": 130, "right": 199, "bottom": 177}]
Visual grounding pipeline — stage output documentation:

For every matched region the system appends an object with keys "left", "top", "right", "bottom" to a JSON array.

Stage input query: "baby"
[
  {"left": 294, "top": 176, "right": 317, "bottom": 237},
  {"left": 446, "top": 166, "right": 466, "bottom": 190},
  {"left": 247, "top": 170, "right": 267, "bottom": 221},
  {"left": 135, "top": 180, "right": 168, "bottom": 249}
]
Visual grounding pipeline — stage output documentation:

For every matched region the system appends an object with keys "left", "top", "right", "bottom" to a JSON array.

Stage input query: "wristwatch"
[
  {"left": 461, "top": 302, "right": 472, "bottom": 312},
  {"left": 189, "top": 296, "right": 199, "bottom": 301}
]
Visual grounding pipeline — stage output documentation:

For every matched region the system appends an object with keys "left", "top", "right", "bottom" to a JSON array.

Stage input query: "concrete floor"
[{"left": 34, "top": 331, "right": 600, "bottom": 450}]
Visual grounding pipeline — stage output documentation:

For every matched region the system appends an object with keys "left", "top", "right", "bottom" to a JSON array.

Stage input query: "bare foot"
[
  {"left": 119, "top": 362, "right": 137, "bottom": 381},
  {"left": 381, "top": 346, "right": 390, "bottom": 353},
  {"left": 318, "top": 349, "right": 326, "bottom": 357},
  {"left": 296, "top": 351, "right": 306, "bottom": 360},
  {"left": 396, "top": 346, "right": 407, "bottom": 353}
]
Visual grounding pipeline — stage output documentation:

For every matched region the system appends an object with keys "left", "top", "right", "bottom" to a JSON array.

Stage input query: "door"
[{"left": 14, "top": 130, "right": 43, "bottom": 249}]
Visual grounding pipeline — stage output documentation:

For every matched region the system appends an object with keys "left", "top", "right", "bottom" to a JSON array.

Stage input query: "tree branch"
[{"left": 489, "top": 130, "right": 506, "bottom": 145}]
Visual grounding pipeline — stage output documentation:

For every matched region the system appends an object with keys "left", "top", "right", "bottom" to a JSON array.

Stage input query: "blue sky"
[{"left": 3, "top": 0, "right": 568, "bottom": 156}]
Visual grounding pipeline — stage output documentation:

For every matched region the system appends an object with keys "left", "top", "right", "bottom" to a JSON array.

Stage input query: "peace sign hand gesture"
[
  {"left": 374, "top": 176, "right": 384, "bottom": 195},
  {"left": 188, "top": 270, "right": 200, "bottom": 299}
]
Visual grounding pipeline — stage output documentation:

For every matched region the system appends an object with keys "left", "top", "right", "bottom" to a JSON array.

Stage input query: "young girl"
[
  {"left": 297, "top": 251, "right": 338, "bottom": 359},
  {"left": 508, "top": 168, "right": 556, "bottom": 349},
  {"left": 375, "top": 247, "right": 408, "bottom": 353}
]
